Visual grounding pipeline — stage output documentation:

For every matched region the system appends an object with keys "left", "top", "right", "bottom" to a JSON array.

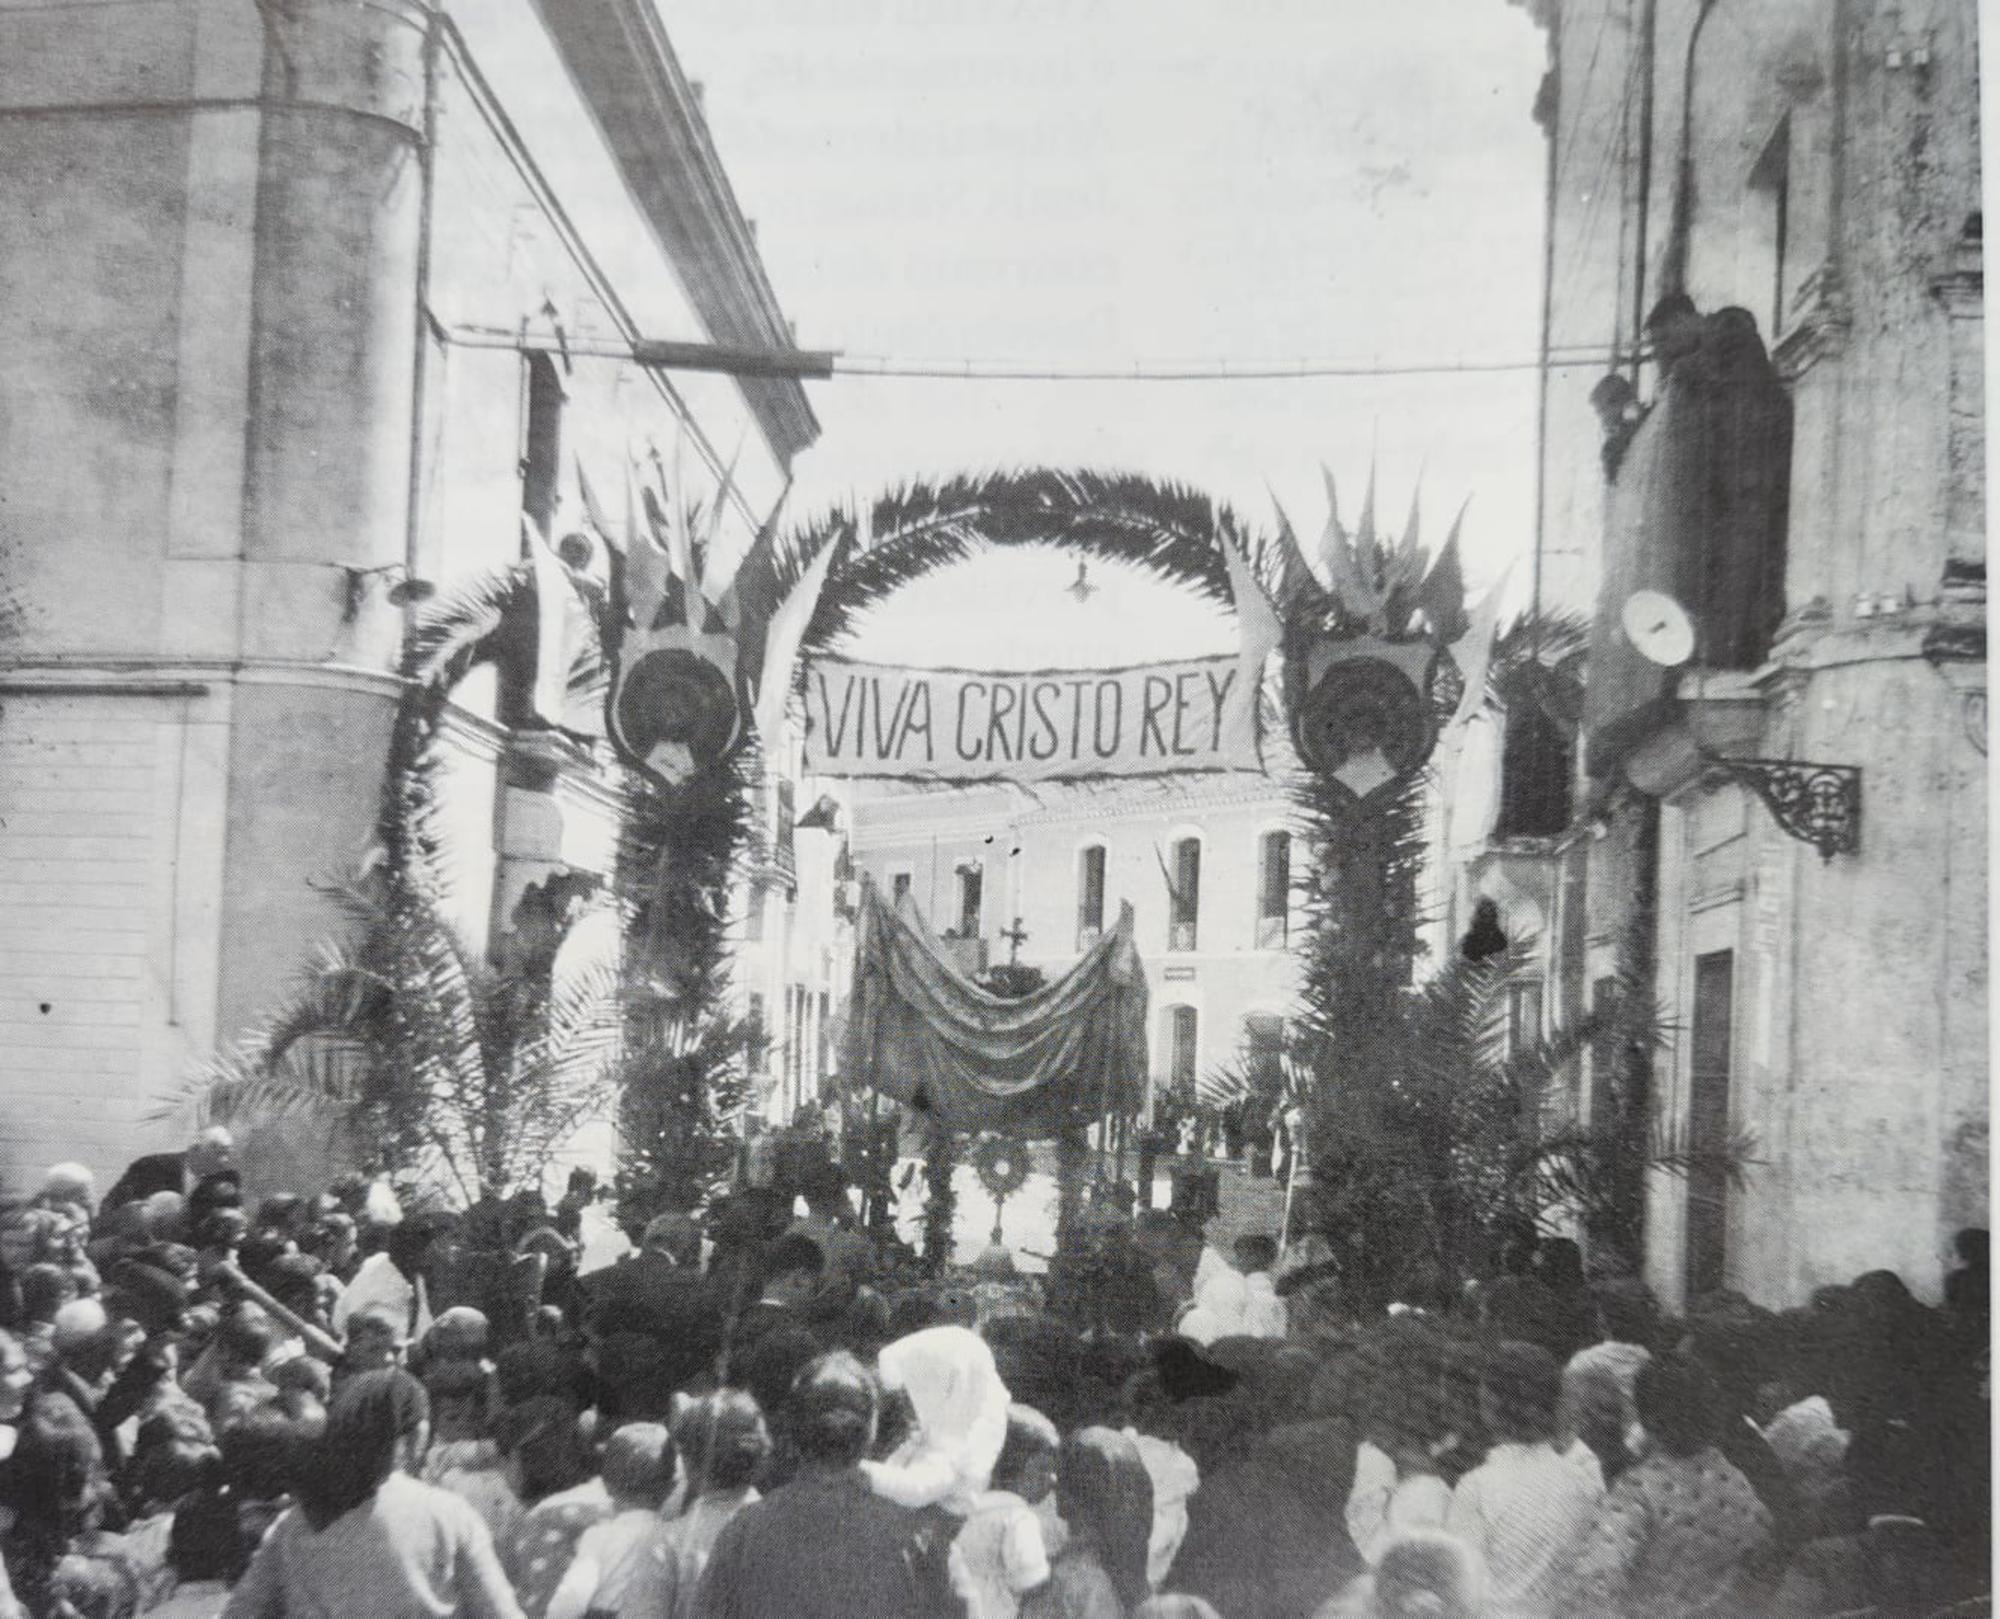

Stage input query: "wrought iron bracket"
[{"left": 1712, "top": 758, "right": 1862, "bottom": 862}]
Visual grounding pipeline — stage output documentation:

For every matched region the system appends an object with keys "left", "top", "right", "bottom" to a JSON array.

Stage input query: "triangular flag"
[
  {"left": 620, "top": 455, "right": 677, "bottom": 631},
  {"left": 1395, "top": 479, "right": 1425, "bottom": 586},
  {"left": 1263, "top": 487, "right": 1325, "bottom": 603},
  {"left": 753, "top": 529, "right": 839, "bottom": 751},
  {"left": 575, "top": 454, "right": 612, "bottom": 539},
  {"left": 1319, "top": 466, "right": 1384, "bottom": 622},
  {"left": 1218, "top": 536, "right": 1281, "bottom": 656},
  {"left": 1416, "top": 501, "right": 1471, "bottom": 643},
  {"left": 1445, "top": 564, "right": 1510, "bottom": 734},
  {"left": 694, "top": 431, "right": 748, "bottom": 598},
  {"left": 1217, "top": 536, "right": 1282, "bottom": 771}
]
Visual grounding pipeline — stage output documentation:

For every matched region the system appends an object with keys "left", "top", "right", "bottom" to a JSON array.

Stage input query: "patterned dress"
[{"left": 1557, "top": 1445, "right": 1773, "bottom": 1617}]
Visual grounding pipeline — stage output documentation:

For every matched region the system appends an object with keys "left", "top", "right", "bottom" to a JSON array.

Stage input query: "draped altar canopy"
[{"left": 840, "top": 876, "right": 1150, "bottom": 1136}]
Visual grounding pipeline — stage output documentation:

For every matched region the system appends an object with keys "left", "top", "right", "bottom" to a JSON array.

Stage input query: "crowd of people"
[{"left": 0, "top": 1125, "right": 1983, "bottom": 1618}]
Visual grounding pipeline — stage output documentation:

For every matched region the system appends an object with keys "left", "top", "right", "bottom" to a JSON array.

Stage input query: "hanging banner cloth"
[
  {"left": 803, "top": 535, "right": 1279, "bottom": 784},
  {"left": 805, "top": 654, "right": 1258, "bottom": 782},
  {"left": 841, "top": 876, "right": 1149, "bottom": 1136}
]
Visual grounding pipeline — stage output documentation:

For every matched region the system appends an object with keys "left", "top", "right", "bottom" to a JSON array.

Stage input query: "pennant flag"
[
  {"left": 575, "top": 454, "right": 613, "bottom": 539},
  {"left": 1414, "top": 501, "right": 1471, "bottom": 644},
  {"left": 1395, "top": 475, "right": 1426, "bottom": 584},
  {"left": 1264, "top": 487, "right": 1326, "bottom": 605},
  {"left": 1319, "top": 467, "right": 1385, "bottom": 623},
  {"left": 753, "top": 530, "right": 839, "bottom": 750},
  {"left": 1218, "top": 535, "right": 1281, "bottom": 653},
  {"left": 1445, "top": 564, "right": 1510, "bottom": 735}
]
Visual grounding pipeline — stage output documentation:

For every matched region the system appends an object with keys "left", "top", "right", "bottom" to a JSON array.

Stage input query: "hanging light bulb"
[{"left": 1068, "top": 560, "right": 1098, "bottom": 603}]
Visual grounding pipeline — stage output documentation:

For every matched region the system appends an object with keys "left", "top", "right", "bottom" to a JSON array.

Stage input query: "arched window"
[
  {"left": 1167, "top": 835, "right": 1201, "bottom": 952},
  {"left": 1077, "top": 842, "right": 1107, "bottom": 948},
  {"left": 1255, "top": 830, "right": 1291, "bottom": 948}
]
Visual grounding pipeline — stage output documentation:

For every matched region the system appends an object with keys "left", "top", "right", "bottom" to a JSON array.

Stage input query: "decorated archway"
[{"left": 598, "top": 465, "right": 1494, "bottom": 1275}]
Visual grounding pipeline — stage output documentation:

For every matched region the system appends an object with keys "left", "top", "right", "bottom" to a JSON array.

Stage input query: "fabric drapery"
[
  {"left": 841, "top": 877, "right": 1148, "bottom": 1136},
  {"left": 1584, "top": 308, "right": 1792, "bottom": 776}
]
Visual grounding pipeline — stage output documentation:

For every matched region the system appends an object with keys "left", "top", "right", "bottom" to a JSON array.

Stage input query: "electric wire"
[{"left": 437, "top": 323, "right": 1623, "bottom": 382}]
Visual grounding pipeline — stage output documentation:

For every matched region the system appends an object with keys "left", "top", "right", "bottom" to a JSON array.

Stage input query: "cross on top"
[{"left": 999, "top": 916, "right": 1030, "bottom": 964}]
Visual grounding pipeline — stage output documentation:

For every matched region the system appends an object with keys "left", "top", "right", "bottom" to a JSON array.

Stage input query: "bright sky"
[{"left": 660, "top": 0, "right": 1550, "bottom": 667}]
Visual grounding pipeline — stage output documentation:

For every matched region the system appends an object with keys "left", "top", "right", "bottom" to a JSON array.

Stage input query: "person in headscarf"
[
  {"left": 863, "top": 1325, "right": 1011, "bottom": 1516},
  {"left": 1176, "top": 1267, "right": 1247, "bottom": 1348},
  {"left": 1232, "top": 1237, "right": 1288, "bottom": 1340},
  {"left": 219, "top": 1369, "right": 517, "bottom": 1618},
  {"left": 1024, "top": 1427, "right": 1154, "bottom": 1619}
]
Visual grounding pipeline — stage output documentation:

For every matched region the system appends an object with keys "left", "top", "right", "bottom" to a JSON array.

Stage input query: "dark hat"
[{"left": 1150, "top": 1335, "right": 1241, "bottom": 1403}]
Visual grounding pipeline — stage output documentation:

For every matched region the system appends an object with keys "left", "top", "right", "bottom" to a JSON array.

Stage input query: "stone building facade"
[
  {"left": 0, "top": 0, "right": 820, "bottom": 1189},
  {"left": 849, "top": 773, "right": 1307, "bottom": 1121},
  {"left": 1454, "top": 0, "right": 1986, "bottom": 1305}
]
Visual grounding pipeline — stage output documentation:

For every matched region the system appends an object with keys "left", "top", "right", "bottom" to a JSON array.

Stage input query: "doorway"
[{"left": 1684, "top": 949, "right": 1735, "bottom": 1298}]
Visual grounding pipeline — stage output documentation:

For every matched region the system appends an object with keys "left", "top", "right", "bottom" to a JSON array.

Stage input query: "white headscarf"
[
  {"left": 1241, "top": 1271, "right": 1289, "bottom": 1339},
  {"left": 863, "top": 1325, "right": 1010, "bottom": 1514},
  {"left": 1179, "top": 1266, "right": 1249, "bottom": 1346}
]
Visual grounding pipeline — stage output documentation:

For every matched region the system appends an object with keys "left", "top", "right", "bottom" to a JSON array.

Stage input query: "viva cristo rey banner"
[{"left": 804, "top": 654, "right": 1263, "bottom": 782}]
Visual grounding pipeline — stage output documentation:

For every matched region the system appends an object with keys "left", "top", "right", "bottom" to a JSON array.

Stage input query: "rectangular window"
[
  {"left": 1165, "top": 1006, "right": 1199, "bottom": 1090},
  {"left": 774, "top": 779, "right": 796, "bottom": 859},
  {"left": 1686, "top": 950, "right": 1736, "bottom": 1298},
  {"left": 1256, "top": 831, "right": 1291, "bottom": 948},
  {"left": 1077, "top": 845, "right": 1106, "bottom": 947},
  {"left": 957, "top": 865, "right": 983, "bottom": 938},
  {"left": 1506, "top": 980, "right": 1545, "bottom": 1058},
  {"left": 1244, "top": 1013, "right": 1285, "bottom": 1088},
  {"left": 1169, "top": 837, "right": 1200, "bottom": 952}
]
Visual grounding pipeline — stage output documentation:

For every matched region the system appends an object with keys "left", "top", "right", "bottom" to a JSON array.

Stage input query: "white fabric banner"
[{"left": 803, "top": 654, "right": 1263, "bottom": 781}]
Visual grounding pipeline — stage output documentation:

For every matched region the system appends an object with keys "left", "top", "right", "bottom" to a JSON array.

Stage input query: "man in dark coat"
[
  {"left": 102, "top": 1128, "right": 236, "bottom": 1215},
  {"left": 693, "top": 1351, "right": 956, "bottom": 1618}
]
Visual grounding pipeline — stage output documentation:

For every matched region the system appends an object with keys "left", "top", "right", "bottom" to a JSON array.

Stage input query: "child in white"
[
  {"left": 545, "top": 1422, "right": 680, "bottom": 1619},
  {"left": 863, "top": 1324, "right": 1011, "bottom": 1514},
  {"left": 950, "top": 1404, "right": 1060, "bottom": 1619}
]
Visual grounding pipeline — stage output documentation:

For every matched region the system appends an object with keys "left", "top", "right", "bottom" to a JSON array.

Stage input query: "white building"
[{"left": 849, "top": 771, "right": 1306, "bottom": 1118}]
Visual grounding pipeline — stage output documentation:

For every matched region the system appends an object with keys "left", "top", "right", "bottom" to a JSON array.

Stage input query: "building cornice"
[{"left": 530, "top": 0, "right": 820, "bottom": 464}]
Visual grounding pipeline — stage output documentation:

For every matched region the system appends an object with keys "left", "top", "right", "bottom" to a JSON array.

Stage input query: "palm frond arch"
[{"left": 760, "top": 471, "right": 1267, "bottom": 667}]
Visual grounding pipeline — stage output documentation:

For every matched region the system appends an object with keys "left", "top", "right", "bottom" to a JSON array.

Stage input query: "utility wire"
[{"left": 439, "top": 323, "right": 1621, "bottom": 383}]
